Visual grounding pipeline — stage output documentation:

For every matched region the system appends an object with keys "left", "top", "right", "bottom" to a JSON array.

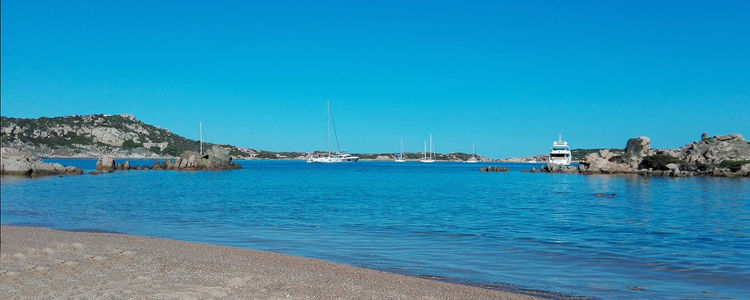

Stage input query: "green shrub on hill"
[
  {"left": 256, "top": 151, "right": 277, "bottom": 159},
  {"left": 122, "top": 140, "right": 140, "bottom": 150},
  {"left": 718, "top": 160, "right": 750, "bottom": 172}
]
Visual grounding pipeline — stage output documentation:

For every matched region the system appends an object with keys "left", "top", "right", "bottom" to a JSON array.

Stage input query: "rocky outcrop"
[
  {"left": 577, "top": 149, "right": 635, "bottom": 174},
  {"left": 677, "top": 133, "right": 749, "bottom": 164},
  {"left": 1, "top": 147, "right": 83, "bottom": 177},
  {"left": 542, "top": 164, "right": 580, "bottom": 173},
  {"left": 622, "top": 137, "right": 651, "bottom": 168},
  {"left": 93, "top": 145, "right": 240, "bottom": 172},
  {"left": 96, "top": 155, "right": 115, "bottom": 172},
  {"left": 575, "top": 133, "right": 750, "bottom": 177},
  {"left": 480, "top": 166, "right": 509, "bottom": 172}
]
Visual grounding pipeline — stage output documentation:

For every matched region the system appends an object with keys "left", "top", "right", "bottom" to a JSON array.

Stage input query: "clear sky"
[{"left": 2, "top": 1, "right": 749, "bottom": 157}]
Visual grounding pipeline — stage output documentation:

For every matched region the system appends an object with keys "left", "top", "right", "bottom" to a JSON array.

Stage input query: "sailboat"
[
  {"left": 466, "top": 144, "right": 478, "bottom": 163},
  {"left": 420, "top": 133, "right": 436, "bottom": 163},
  {"left": 395, "top": 138, "right": 406, "bottom": 162},
  {"left": 307, "top": 101, "right": 359, "bottom": 163}
]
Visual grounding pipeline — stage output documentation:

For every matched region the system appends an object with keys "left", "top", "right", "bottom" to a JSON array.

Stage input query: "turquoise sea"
[{"left": 2, "top": 159, "right": 749, "bottom": 299}]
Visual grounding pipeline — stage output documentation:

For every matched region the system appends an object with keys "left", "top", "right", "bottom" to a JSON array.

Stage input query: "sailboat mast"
[
  {"left": 429, "top": 133, "right": 433, "bottom": 160},
  {"left": 400, "top": 138, "right": 404, "bottom": 158},
  {"left": 327, "top": 101, "right": 331, "bottom": 158},
  {"left": 199, "top": 121, "right": 203, "bottom": 156}
]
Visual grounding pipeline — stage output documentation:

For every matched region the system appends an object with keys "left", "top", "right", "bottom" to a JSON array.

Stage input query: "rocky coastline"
[
  {"left": 1, "top": 145, "right": 240, "bottom": 177},
  {"left": 0, "top": 147, "right": 83, "bottom": 177},
  {"left": 540, "top": 133, "right": 750, "bottom": 177},
  {"left": 92, "top": 145, "right": 241, "bottom": 174}
]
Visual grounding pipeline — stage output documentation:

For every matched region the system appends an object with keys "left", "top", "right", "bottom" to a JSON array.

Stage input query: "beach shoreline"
[{"left": 0, "top": 225, "right": 543, "bottom": 299}]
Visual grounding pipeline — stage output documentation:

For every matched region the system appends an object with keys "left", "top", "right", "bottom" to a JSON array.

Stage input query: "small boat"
[
  {"left": 466, "top": 144, "right": 478, "bottom": 163},
  {"left": 420, "top": 133, "right": 436, "bottom": 163},
  {"left": 307, "top": 101, "right": 359, "bottom": 163},
  {"left": 395, "top": 138, "right": 406, "bottom": 162},
  {"left": 548, "top": 134, "right": 572, "bottom": 166}
]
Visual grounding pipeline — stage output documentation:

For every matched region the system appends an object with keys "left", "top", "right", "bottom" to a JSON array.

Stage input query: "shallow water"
[{"left": 2, "top": 160, "right": 749, "bottom": 299}]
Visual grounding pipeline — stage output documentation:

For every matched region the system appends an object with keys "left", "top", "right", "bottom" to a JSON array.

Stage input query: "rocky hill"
[{"left": 1, "top": 114, "right": 254, "bottom": 159}]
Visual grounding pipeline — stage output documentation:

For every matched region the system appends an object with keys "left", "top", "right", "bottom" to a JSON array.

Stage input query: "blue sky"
[{"left": 2, "top": 1, "right": 749, "bottom": 157}]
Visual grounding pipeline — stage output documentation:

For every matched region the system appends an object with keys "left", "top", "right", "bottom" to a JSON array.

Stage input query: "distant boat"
[
  {"left": 420, "top": 133, "right": 435, "bottom": 163},
  {"left": 466, "top": 144, "right": 478, "bottom": 163},
  {"left": 395, "top": 138, "right": 406, "bottom": 162},
  {"left": 307, "top": 101, "right": 359, "bottom": 163},
  {"left": 548, "top": 134, "right": 572, "bottom": 166}
]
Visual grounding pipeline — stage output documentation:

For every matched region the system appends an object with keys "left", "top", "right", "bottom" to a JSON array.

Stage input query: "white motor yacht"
[{"left": 548, "top": 134, "right": 572, "bottom": 166}]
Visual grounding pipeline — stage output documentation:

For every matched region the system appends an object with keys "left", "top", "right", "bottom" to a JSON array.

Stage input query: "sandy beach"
[{"left": 0, "top": 226, "right": 539, "bottom": 299}]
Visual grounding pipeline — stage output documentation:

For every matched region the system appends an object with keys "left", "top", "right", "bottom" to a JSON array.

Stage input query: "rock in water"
[
  {"left": 595, "top": 193, "right": 616, "bottom": 197},
  {"left": 1, "top": 147, "right": 83, "bottom": 177},
  {"left": 622, "top": 137, "right": 651, "bottom": 168},
  {"left": 96, "top": 155, "right": 115, "bottom": 172},
  {"left": 179, "top": 157, "right": 188, "bottom": 169},
  {"left": 188, "top": 154, "right": 197, "bottom": 168}
]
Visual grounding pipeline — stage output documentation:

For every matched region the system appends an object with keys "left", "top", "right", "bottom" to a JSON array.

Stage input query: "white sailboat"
[
  {"left": 395, "top": 138, "right": 406, "bottom": 162},
  {"left": 466, "top": 144, "right": 478, "bottom": 163},
  {"left": 307, "top": 101, "right": 359, "bottom": 163},
  {"left": 420, "top": 133, "right": 435, "bottom": 163}
]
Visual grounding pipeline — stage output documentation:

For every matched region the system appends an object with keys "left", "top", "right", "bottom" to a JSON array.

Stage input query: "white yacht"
[
  {"left": 307, "top": 153, "right": 359, "bottom": 163},
  {"left": 466, "top": 144, "right": 478, "bottom": 163},
  {"left": 548, "top": 134, "right": 572, "bottom": 166},
  {"left": 307, "top": 101, "right": 359, "bottom": 163},
  {"left": 420, "top": 133, "right": 436, "bottom": 163},
  {"left": 395, "top": 138, "right": 406, "bottom": 162}
]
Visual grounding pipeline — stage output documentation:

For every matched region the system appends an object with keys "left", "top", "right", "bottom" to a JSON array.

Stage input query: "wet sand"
[{"left": 1, "top": 225, "right": 538, "bottom": 299}]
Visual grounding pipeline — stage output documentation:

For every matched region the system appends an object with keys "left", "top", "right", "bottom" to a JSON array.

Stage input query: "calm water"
[{"left": 2, "top": 159, "right": 749, "bottom": 299}]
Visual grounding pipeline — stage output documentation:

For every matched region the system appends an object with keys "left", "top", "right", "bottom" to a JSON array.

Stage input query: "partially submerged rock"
[
  {"left": 480, "top": 166, "right": 509, "bottom": 172},
  {"left": 1, "top": 147, "right": 83, "bottom": 177},
  {"left": 93, "top": 145, "right": 240, "bottom": 172},
  {"left": 543, "top": 164, "right": 579, "bottom": 173},
  {"left": 96, "top": 155, "right": 115, "bottom": 172}
]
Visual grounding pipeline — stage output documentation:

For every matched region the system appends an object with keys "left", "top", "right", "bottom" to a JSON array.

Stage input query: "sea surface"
[{"left": 2, "top": 159, "right": 749, "bottom": 299}]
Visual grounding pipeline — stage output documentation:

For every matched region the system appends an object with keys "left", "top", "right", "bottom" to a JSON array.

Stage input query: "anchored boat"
[
  {"left": 548, "top": 134, "right": 572, "bottom": 166},
  {"left": 307, "top": 101, "right": 359, "bottom": 163},
  {"left": 420, "top": 133, "right": 435, "bottom": 163}
]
